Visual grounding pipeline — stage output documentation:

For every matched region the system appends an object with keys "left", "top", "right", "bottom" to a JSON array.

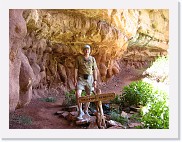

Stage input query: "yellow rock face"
[{"left": 23, "top": 9, "right": 168, "bottom": 79}]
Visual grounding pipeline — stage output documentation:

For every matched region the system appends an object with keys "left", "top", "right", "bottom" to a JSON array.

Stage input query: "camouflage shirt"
[{"left": 75, "top": 55, "right": 97, "bottom": 75}]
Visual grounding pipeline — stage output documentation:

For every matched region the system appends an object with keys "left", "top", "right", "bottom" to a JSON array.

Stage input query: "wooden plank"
[
  {"left": 78, "top": 95, "right": 96, "bottom": 103},
  {"left": 78, "top": 93, "right": 115, "bottom": 103},
  {"left": 96, "top": 93, "right": 115, "bottom": 102}
]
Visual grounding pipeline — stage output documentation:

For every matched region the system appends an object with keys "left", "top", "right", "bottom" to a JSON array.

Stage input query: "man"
[{"left": 74, "top": 44, "right": 98, "bottom": 120}]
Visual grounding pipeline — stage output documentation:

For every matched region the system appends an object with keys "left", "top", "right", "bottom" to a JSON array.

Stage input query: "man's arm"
[
  {"left": 92, "top": 57, "right": 98, "bottom": 88},
  {"left": 93, "top": 69, "right": 97, "bottom": 81},
  {"left": 74, "top": 68, "right": 78, "bottom": 87},
  {"left": 92, "top": 57, "right": 98, "bottom": 81},
  {"left": 74, "top": 56, "right": 79, "bottom": 87},
  {"left": 93, "top": 68, "right": 97, "bottom": 88}
]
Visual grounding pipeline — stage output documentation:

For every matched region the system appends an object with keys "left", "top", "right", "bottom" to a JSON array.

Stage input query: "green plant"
[
  {"left": 81, "top": 90, "right": 86, "bottom": 97},
  {"left": 141, "top": 90, "right": 169, "bottom": 129},
  {"left": 62, "top": 90, "right": 88, "bottom": 106},
  {"left": 134, "top": 125, "right": 143, "bottom": 129},
  {"left": 11, "top": 115, "right": 32, "bottom": 125},
  {"left": 39, "top": 97, "right": 57, "bottom": 103},
  {"left": 121, "top": 80, "right": 169, "bottom": 129},
  {"left": 122, "top": 80, "right": 154, "bottom": 106},
  {"left": 141, "top": 101, "right": 169, "bottom": 129},
  {"left": 110, "top": 95, "right": 123, "bottom": 104},
  {"left": 130, "top": 113, "right": 142, "bottom": 122},
  {"left": 62, "top": 90, "right": 77, "bottom": 106},
  {"left": 110, "top": 111, "right": 128, "bottom": 125}
]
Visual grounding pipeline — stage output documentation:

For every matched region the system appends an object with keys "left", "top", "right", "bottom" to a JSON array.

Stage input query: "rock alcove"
[{"left": 9, "top": 9, "right": 169, "bottom": 112}]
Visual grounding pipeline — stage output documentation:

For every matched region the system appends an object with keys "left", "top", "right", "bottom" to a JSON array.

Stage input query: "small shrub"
[
  {"left": 141, "top": 90, "right": 169, "bottom": 129},
  {"left": 122, "top": 80, "right": 154, "bottom": 106},
  {"left": 62, "top": 90, "right": 76, "bottom": 106},
  {"left": 81, "top": 90, "right": 86, "bottom": 97},
  {"left": 110, "top": 95, "right": 123, "bottom": 104},
  {"left": 11, "top": 115, "right": 32, "bottom": 125},
  {"left": 130, "top": 113, "right": 142, "bottom": 122},
  {"left": 45, "top": 97, "right": 56, "bottom": 102},
  {"left": 39, "top": 97, "right": 57, "bottom": 103},
  {"left": 62, "top": 90, "right": 88, "bottom": 106},
  {"left": 121, "top": 80, "right": 169, "bottom": 129}
]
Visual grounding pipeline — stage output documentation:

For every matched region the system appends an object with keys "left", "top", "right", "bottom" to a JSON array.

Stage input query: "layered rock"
[
  {"left": 9, "top": 9, "right": 169, "bottom": 111},
  {"left": 9, "top": 10, "right": 28, "bottom": 112}
]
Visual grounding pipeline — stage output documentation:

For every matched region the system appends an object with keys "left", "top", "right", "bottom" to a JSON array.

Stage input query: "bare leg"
[
  {"left": 84, "top": 92, "right": 91, "bottom": 117},
  {"left": 76, "top": 89, "right": 84, "bottom": 119}
]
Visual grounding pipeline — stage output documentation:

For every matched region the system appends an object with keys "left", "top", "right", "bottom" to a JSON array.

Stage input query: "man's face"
[{"left": 83, "top": 48, "right": 90, "bottom": 55}]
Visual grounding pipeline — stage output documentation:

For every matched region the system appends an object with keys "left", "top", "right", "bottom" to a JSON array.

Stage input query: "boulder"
[{"left": 18, "top": 51, "right": 35, "bottom": 108}]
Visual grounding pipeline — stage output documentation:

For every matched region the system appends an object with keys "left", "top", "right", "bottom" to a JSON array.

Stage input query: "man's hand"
[
  {"left": 74, "top": 80, "right": 77, "bottom": 87},
  {"left": 93, "top": 80, "right": 97, "bottom": 88}
]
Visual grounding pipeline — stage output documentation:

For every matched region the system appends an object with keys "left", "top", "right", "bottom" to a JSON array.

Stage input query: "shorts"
[{"left": 77, "top": 74, "right": 94, "bottom": 94}]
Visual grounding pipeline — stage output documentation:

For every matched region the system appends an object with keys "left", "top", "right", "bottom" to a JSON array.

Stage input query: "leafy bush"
[
  {"left": 45, "top": 97, "right": 56, "bottom": 102},
  {"left": 81, "top": 90, "right": 86, "bottom": 97},
  {"left": 110, "top": 95, "right": 123, "bottom": 104},
  {"left": 141, "top": 90, "right": 169, "bottom": 129},
  {"left": 130, "top": 113, "right": 142, "bottom": 122},
  {"left": 121, "top": 80, "right": 169, "bottom": 129},
  {"left": 62, "top": 90, "right": 88, "bottom": 106},
  {"left": 141, "top": 101, "right": 169, "bottom": 129},
  {"left": 39, "top": 97, "right": 56, "bottom": 103},
  {"left": 39, "top": 97, "right": 57, "bottom": 103},
  {"left": 122, "top": 80, "right": 154, "bottom": 106},
  {"left": 62, "top": 90, "right": 77, "bottom": 106}
]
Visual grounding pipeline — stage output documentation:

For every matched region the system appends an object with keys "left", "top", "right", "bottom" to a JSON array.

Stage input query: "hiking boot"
[
  {"left": 84, "top": 111, "right": 91, "bottom": 117},
  {"left": 77, "top": 111, "right": 84, "bottom": 120}
]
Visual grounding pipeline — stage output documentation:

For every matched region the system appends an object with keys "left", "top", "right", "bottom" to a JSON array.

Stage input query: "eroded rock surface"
[
  {"left": 9, "top": 10, "right": 28, "bottom": 112},
  {"left": 9, "top": 9, "right": 169, "bottom": 111}
]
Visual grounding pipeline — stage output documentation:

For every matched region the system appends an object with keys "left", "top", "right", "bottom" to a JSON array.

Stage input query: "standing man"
[{"left": 74, "top": 44, "right": 98, "bottom": 120}]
